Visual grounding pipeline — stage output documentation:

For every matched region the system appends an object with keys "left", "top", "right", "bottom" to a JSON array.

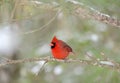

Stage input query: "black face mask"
[{"left": 51, "top": 42, "right": 56, "bottom": 49}]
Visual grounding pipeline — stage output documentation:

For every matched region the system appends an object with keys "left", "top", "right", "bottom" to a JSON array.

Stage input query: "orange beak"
[{"left": 49, "top": 43, "right": 53, "bottom": 46}]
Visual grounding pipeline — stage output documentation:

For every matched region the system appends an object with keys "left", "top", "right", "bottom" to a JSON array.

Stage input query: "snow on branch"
[
  {"left": 67, "top": 0, "right": 120, "bottom": 28},
  {"left": 7, "top": 0, "right": 120, "bottom": 29},
  {"left": 29, "top": 0, "right": 120, "bottom": 28},
  {"left": 0, "top": 56, "right": 120, "bottom": 72}
]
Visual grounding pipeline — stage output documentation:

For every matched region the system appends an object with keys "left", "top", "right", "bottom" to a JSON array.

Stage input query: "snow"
[{"left": 54, "top": 66, "right": 63, "bottom": 75}]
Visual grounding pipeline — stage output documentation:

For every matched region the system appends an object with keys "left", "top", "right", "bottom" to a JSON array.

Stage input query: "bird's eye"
[{"left": 51, "top": 42, "right": 56, "bottom": 49}]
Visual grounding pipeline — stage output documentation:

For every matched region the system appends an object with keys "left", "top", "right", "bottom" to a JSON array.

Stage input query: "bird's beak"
[{"left": 49, "top": 43, "right": 53, "bottom": 46}]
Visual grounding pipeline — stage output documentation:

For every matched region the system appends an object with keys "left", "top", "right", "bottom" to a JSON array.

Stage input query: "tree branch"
[
  {"left": 0, "top": 56, "right": 120, "bottom": 72},
  {"left": 67, "top": 0, "right": 120, "bottom": 28},
  {"left": 3, "top": 0, "right": 120, "bottom": 29}
]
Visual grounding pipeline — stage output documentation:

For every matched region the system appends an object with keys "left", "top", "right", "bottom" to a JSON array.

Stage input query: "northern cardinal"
[{"left": 50, "top": 36, "right": 74, "bottom": 59}]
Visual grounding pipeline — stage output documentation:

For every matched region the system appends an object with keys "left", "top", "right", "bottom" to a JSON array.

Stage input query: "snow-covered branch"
[{"left": 0, "top": 56, "right": 120, "bottom": 72}]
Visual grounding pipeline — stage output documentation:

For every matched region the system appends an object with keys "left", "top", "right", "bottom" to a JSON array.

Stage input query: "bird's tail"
[{"left": 70, "top": 51, "right": 76, "bottom": 56}]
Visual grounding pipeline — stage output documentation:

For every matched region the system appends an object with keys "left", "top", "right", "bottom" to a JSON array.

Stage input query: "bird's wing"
[{"left": 59, "top": 40, "right": 73, "bottom": 52}]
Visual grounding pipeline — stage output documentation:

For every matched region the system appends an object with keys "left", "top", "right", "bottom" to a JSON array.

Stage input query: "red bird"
[{"left": 50, "top": 36, "right": 73, "bottom": 60}]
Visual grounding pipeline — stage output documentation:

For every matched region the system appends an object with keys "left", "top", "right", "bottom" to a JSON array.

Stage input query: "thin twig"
[
  {"left": 22, "top": 9, "right": 60, "bottom": 35},
  {"left": 35, "top": 60, "right": 48, "bottom": 76},
  {"left": 10, "top": 0, "right": 19, "bottom": 21}
]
